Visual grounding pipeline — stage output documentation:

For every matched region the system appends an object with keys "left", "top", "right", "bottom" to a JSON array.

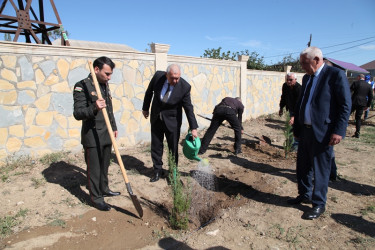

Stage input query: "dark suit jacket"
[
  {"left": 142, "top": 71, "right": 198, "bottom": 131},
  {"left": 279, "top": 82, "right": 301, "bottom": 116},
  {"left": 350, "top": 79, "right": 373, "bottom": 108},
  {"left": 293, "top": 64, "right": 352, "bottom": 144},
  {"left": 73, "top": 75, "right": 117, "bottom": 147}
]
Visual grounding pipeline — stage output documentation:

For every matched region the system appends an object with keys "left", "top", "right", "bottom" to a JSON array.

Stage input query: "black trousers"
[
  {"left": 296, "top": 126, "right": 333, "bottom": 208},
  {"left": 84, "top": 144, "right": 112, "bottom": 204},
  {"left": 151, "top": 117, "right": 180, "bottom": 172},
  {"left": 352, "top": 105, "right": 365, "bottom": 135},
  {"left": 200, "top": 106, "right": 242, "bottom": 153}
]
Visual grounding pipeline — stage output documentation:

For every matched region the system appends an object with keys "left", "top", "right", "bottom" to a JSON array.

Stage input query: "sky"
[{"left": 2, "top": 0, "right": 375, "bottom": 66}]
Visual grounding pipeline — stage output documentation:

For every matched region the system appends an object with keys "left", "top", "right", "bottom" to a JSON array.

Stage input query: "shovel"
[
  {"left": 198, "top": 114, "right": 272, "bottom": 145},
  {"left": 89, "top": 61, "right": 143, "bottom": 218}
]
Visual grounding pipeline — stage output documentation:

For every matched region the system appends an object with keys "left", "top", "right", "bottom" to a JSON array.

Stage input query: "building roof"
[
  {"left": 52, "top": 39, "right": 138, "bottom": 52},
  {"left": 360, "top": 60, "right": 375, "bottom": 70},
  {"left": 325, "top": 57, "right": 369, "bottom": 74}
]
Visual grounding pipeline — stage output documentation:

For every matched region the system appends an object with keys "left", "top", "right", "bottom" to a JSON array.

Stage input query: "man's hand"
[
  {"left": 279, "top": 109, "right": 283, "bottom": 117},
  {"left": 329, "top": 134, "right": 343, "bottom": 146},
  {"left": 191, "top": 129, "right": 198, "bottom": 139},
  {"left": 142, "top": 110, "right": 149, "bottom": 119},
  {"left": 289, "top": 116, "right": 295, "bottom": 125},
  {"left": 241, "top": 129, "right": 244, "bottom": 134},
  {"left": 114, "top": 131, "right": 118, "bottom": 139},
  {"left": 95, "top": 98, "right": 106, "bottom": 110}
]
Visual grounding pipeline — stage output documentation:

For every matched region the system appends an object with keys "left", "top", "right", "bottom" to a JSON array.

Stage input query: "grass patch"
[
  {"left": 0, "top": 209, "right": 29, "bottom": 238},
  {"left": 48, "top": 219, "right": 66, "bottom": 228},
  {"left": 31, "top": 177, "right": 46, "bottom": 189},
  {"left": 330, "top": 196, "right": 338, "bottom": 203},
  {"left": 350, "top": 236, "right": 375, "bottom": 247},
  {"left": 361, "top": 127, "right": 375, "bottom": 145},
  {"left": 39, "top": 151, "right": 72, "bottom": 165},
  {"left": 142, "top": 145, "right": 152, "bottom": 153},
  {"left": 360, "top": 204, "right": 375, "bottom": 216},
  {"left": 1, "top": 155, "right": 34, "bottom": 182}
]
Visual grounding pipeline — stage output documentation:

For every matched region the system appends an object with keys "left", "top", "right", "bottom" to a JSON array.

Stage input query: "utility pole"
[{"left": 307, "top": 34, "right": 312, "bottom": 47}]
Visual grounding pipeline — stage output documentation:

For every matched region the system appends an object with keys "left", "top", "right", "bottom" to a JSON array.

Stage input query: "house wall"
[{"left": 0, "top": 41, "right": 297, "bottom": 163}]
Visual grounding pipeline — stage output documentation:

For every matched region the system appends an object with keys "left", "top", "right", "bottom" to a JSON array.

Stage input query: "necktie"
[
  {"left": 162, "top": 84, "right": 171, "bottom": 103},
  {"left": 299, "top": 75, "right": 315, "bottom": 124}
]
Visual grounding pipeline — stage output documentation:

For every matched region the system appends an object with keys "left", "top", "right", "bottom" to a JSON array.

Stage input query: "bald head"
[{"left": 166, "top": 64, "right": 181, "bottom": 86}]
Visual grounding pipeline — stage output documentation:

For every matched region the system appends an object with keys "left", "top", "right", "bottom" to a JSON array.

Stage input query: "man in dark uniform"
[
  {"left": 142, "top": 64, "right": 198, "bottom": 182},
  {"left": 350, "top": 74, "right": 373, "bottom": 138},
  {"left": 198, "top": 97, "right": 244, "bottom": 155},
  {"left": 73, "top": 56, "right": 120, "bottom": 211}
]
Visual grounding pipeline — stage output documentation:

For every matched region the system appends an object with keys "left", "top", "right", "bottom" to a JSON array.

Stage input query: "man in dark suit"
[
  {"left": 73, "top": 56, "right": 120, "bottom": 211},
  {"left": 279, "top": 72, "right": 302, "bottom": 126},
  {"left": 290, "top": 47, "right": 352, "bottom": 219},
  {"left": 142, "top": 64, "right": 198, "bottom": 182},
  {"left": 350, "top": 74, "right": 373, "bottom": 138}
]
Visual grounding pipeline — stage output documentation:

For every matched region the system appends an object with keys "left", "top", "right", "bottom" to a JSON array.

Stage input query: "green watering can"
[{"left": 183, "top": 131, "right": 201, "bottom": 161}]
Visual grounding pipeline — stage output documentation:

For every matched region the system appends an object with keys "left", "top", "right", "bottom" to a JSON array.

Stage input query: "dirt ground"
[{"left": 1, "top": 111, "right": 375, "bottom": 250}]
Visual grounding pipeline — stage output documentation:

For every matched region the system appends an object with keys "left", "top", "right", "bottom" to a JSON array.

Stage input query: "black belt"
[
  {"left": 304, "top": 124, "right": 312, "bottom": 128},
  {"left": 218, "top": 104, "right": 234, "bottom": 110}
]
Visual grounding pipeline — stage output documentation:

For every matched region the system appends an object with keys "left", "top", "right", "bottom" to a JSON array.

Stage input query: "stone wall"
[{"left": 0, "top": 41, "right": 296, "bottom": 162}]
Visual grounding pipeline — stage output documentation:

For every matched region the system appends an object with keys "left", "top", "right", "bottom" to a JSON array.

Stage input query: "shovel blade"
[
  {"left": 126, "top": 182, "right": 143, "bottom": 218},
  {"left": 130, "top": 193, "right": 143, "bottom": 218},
  {"left": 261, "top": 135, "right": 272, "bottom": 144}
]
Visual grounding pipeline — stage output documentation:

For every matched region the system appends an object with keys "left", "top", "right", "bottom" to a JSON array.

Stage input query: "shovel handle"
[{"left": 89, "top": 62, "right": 130, "bottom": 185}]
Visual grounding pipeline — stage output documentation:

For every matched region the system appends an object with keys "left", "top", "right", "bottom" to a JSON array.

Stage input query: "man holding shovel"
[
  {"left": 73, "top": 56, "right": 120, "bottom": 211},
  {"left": 198, "top": 97, "right": 244, "bottom": 155}
]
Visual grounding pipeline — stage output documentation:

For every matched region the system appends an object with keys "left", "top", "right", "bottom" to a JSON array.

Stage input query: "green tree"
[
  {"left": 202, "top": 47, "right": 236, "bottom": 60},
  {"left": 265, "top": 54, "right": 303, "bottom": 73},
  {"left": 202, "top": 47, "right": 266, "bottom": 70}
]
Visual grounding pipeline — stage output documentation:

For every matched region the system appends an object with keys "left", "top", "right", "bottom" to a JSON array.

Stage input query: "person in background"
[
  {"left": 198, "top": 97, "right": 244, "bottom": 155},
  {"left": 73, "top": 56, "right": 120, "bottom": 211},
  {"left": 350, "top": 74, "right": 373, "bottom": 137},
  {"left": 290, "top": 47, "right": 351, "bottom": 220},
  {"left": 363, "top": 75, "right": 374, "bottom": 120},
  {"left": 142, "top": 64, "right": 198, "bottom": 182},
  {"left": 279, "top": 72, "right": 301, "bottom": 150}
]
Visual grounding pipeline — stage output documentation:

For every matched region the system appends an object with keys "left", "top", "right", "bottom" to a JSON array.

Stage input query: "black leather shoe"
[
  {"left": 95, "top": 202, "right": 111, "bottom": 211},
  {"left": 303, "top": 206, "right": 325, "bottom": 220},
  {"left": 287, "top": 195, "right": 311, "bottom": 205},
  {"left": 103, "top": 190, "right": 121, "bottom": 197},
  {"left": 150, "top": 172, "right": 160, "bottom": 182}
]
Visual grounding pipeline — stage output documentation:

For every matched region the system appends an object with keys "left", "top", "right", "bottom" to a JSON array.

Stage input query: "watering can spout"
[{"left": 183, "top": 131, "right": 201, "bottom": 161}]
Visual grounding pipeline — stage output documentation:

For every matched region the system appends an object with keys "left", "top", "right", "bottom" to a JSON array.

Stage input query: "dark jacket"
[
  {"left": 293, "top": 64, "right": 352, "bottom": 144},
  {"left": 73, "top": 74, "right": 117, "bottom": 148},
  {"left": 350, "top": 79, "right": 373, "bottom": 108},
  {"left": 279, "top": 82, "right": 302, "bottom": 116},
  {"left": 142, "top": 71, "right": 198, "bottom": 130},
  {"left": 215, "top": 97, "right": 244, "bottom": 128}
]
